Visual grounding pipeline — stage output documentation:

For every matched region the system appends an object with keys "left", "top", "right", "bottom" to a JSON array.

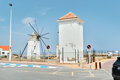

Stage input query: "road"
[{"left": 0, "top": 66, "right": 113, "bottom": 80}]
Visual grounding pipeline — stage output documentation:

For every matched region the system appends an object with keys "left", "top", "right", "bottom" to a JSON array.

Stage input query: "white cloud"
[
  {"left": 39, "top": 8, "right": 51, "bottom": 16},
  {"left": 22, "top": 17, "right": 35, "bottom": 25}
]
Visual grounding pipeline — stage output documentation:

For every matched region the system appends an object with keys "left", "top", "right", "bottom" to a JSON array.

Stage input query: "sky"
[{"left": 0, "top": 0, "right": 120, "bottom": 54}]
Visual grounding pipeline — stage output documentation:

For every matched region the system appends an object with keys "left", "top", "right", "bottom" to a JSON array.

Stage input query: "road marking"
[
  {"left": 102, "top": 69, "right": 111, "bottom": 76},
  {"left": 51, "top": 69, "right": 62, "bottom": 75},
  {"left": 74, "top": 70, "right": 89, "bottom": 73},
  {"left": 72, "top": 72, "right": 74, "bottom": 76},
  {"left": 0, "top": 63, "right": 57, "bottom": 68},
  {"left": 89, "top": 70, "right": 95, "bottom": 77},
  {"left": 17, "top": 69, "right": 29, "bottom": 72}
]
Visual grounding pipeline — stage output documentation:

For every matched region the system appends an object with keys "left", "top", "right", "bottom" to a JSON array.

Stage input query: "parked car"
[
  {"left": 108, "top": 52, "right": 113, "bottom": 56},
  {"left": 112, "top": 57, "right": 120, "bottom": 80}
]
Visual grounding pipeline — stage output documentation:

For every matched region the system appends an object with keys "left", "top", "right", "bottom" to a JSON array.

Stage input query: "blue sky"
[{"left": 0, "top": 0, "right": 120, "bottom": 54}]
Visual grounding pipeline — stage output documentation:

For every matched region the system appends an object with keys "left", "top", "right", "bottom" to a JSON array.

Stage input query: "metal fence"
[{"left": 0, "top": 49, "right": 118, "bottom": 64}]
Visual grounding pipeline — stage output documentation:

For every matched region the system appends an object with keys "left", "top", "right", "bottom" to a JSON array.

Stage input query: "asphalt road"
[{"left": 0, "top": 66, "right": 113, "bottom": 80}]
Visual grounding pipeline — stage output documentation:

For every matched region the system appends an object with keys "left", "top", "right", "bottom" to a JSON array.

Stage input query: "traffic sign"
[
  {"left": 87, "top": 44, "right": 92, "bottom": 50},
  {"left": 46, "top": 45, "right": 50, "bottom": 50}
]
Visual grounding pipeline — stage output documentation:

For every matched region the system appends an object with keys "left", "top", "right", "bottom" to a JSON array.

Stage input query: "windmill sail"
[{"left": 21, "top": 22, "right": 49, "bottom": 60}]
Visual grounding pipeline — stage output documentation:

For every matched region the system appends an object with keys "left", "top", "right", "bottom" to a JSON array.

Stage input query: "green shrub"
[{"left": 107, "top": 56, "right": 111, "bottom": 59}]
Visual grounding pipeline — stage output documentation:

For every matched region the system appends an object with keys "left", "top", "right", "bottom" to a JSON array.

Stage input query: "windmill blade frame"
[
  {"left": 30, "top": 41, "right": 39, "bottom": 59},
  {"left": 42, "top": 37, "right": 49, "bottom": 40},
  {"left": 21, "top": 21, "right": 49, "bottom": 60},
  {"left": 40, "top": 38, "right": 47, "bottom": 47},
  {"left": 29, "top": 23, "right": 39, "bottom": 36},
  {"left": 40, "top": 40, "right": 44, "bottom": 54},
  {"left": 40, "top": 27, "right": 44, "bottom": 35},
  {"left": 20, "top": 43, "right": 28, "bottom": 57},
  {"left": 35, "top": 19, "right": 40, "bottom": 34},
  {"left": 41, "top": 32, "right": 49, "bottom": 37}
]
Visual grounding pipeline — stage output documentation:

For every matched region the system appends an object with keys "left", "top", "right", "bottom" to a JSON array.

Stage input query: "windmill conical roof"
[
  {"left": 58, "top": 12, "right": 78, "bottom": 20},
  {"left": 32, "top": 32, "right": 36, "bottom": 36},
  {"left": 28, "top": 32, "right": 38, "bottom": 41}
]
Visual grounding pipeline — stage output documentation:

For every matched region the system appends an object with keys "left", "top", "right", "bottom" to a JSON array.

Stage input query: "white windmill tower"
[
  {"left": 20, "top": 23, "right": 49, "bottom": 60},
  {"left": 27, "top": 32, "right": 40, "bottom": 59}
]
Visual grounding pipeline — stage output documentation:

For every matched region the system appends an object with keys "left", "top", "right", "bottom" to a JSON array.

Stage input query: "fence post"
[
  {"left": 75, "top": 49, "right": 76, "bottom": 63},
  {"left": 62, "top": 47, "right": 64, "bottom": 63},
  {"left": 99, "top": 62, "right": 101, "bottom": 69},
  {"left": 43, "top": 50, "right": 46, "bottom": 62},
  {"left": 91, "top": 55, "right": 92, "bottom": 63},
  {"left": 87, "top": 51, "right": 89, "bottom": 64},
  {"left": 95, "top": 62, "right": 97, "bottom": 70},
  {"left": 19, "top": 50, "right": 21, "bottom": 61},
  {"left": 93, "top": 49, "right": 96, "bottom": 62},
  {"left": 77, "top": 50, "right": 80, "bottom": 66},
  {"left": 58, "top": 49, "right": 60, "bottom": 63}
]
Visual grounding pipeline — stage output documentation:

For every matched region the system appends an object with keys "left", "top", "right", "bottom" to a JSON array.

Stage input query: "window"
[
  {"left": 67, "top": 57, "right": 75, "bottom": 61},
  {"left": 2, "top": 52, "right": 5, "bottom": 54}
]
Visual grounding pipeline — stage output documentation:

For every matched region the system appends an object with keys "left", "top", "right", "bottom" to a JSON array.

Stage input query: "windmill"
[{"left": 20, "top": 22, "right": 49, "bottom": 60}]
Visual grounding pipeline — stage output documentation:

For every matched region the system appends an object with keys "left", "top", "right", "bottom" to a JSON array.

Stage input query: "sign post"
[
  {"left": 87, "top": 44, "right": 92, "bottom": 69},
  {"left": 46, "top": 45, "right": 50, "bottom": 64}
]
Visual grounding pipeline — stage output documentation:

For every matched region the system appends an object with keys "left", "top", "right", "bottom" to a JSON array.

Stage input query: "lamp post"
[{"left": 9, "top": 3, "right": 12, "bottom": 61}]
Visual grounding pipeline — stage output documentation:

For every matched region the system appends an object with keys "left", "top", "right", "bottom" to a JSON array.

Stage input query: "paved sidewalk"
[
  {"left": 101, "top": 60, "right": 115, "bottom": 69},
  {"left": 0, "top": 58, "right": 117, "bottom": 69}
]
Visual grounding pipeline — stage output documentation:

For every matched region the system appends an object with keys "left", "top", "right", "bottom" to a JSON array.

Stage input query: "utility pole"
[{"left": 9, "top": 3, "right": 12, "bottom": 61}]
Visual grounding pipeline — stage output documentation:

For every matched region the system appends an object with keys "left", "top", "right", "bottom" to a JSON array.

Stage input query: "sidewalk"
[
  {"left": 101, "top": 60, "right": 115, "bottom": 69},
  {"left": 0, "top": 58, "right": 117, "bottom": 69}
]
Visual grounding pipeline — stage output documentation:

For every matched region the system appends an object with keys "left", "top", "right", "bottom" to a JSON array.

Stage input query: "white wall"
[
  {"left": 0, "top": 49, "right": 2, "bottom": 56},
  {"left": 58, "top": 19, "right": 83, "bottom": 63},
  {"left": 27, "top": 41, "right": 40, "bottom": 59},
  {"left": 0, "top": 50, "right": 9, "bottom": 57}
]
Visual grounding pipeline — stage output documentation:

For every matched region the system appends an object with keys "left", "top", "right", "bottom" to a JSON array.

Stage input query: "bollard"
[
  {"left": 90, "top": 65, "right": 92, "bottom": 69},
  {"left": 99, "top": 62, "right": 101, "bottom": 69},
  {"left": 91, "top": 56, "right": 92, "bottom": 63},
  {"left": 78, "top": 61, "right": 80, "bottom": 67},
  {"left": 95, "top": 62, "right": 97, "bottom": 70},
  {"left": 82, "top": 64, "right": 84, "bottom": 69},
  {"left": 93, "top": 56, "right": 95, "bottom": 62}
]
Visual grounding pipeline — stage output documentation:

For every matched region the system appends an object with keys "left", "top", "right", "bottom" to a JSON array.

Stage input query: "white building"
[
  {"left": 0, "top": 46, "right": 10, "bottom": 57},
  {"left": 57, "top": 12, "right": 84, "bottom": 63},
  {"left": 27, "top": 32, "right": 40, "bottom": 59}
]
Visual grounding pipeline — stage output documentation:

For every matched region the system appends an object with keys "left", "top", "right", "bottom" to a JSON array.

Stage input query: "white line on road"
[
  {"left": 51, "top": 69, "right": 63, "bottom": 75},
  {"left": 89, "top": 70, "right": 95, "bottom": 77},
  {"left": 102, "top": 69, "right": 111, "bottom": 76},
  {"left": 72, "top": 72, "right": 74, "bottom": 76}
]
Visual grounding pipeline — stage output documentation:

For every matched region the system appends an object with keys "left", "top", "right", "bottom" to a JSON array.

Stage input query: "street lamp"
[{"left": 9, "top": 3, "right": 12, "bottom": 61}]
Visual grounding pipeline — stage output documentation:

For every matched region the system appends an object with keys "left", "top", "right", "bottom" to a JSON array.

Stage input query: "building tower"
[
  {"left": 27, "top": 32, "right": 40, "bottom": 59},
  {"left": 57, "top": 12, "right": 84, "bottom": 63}
]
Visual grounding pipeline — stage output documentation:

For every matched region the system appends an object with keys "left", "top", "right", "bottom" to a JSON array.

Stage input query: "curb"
[{"left": 0, "top": 63, "right": 57, "bottom": 68}]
